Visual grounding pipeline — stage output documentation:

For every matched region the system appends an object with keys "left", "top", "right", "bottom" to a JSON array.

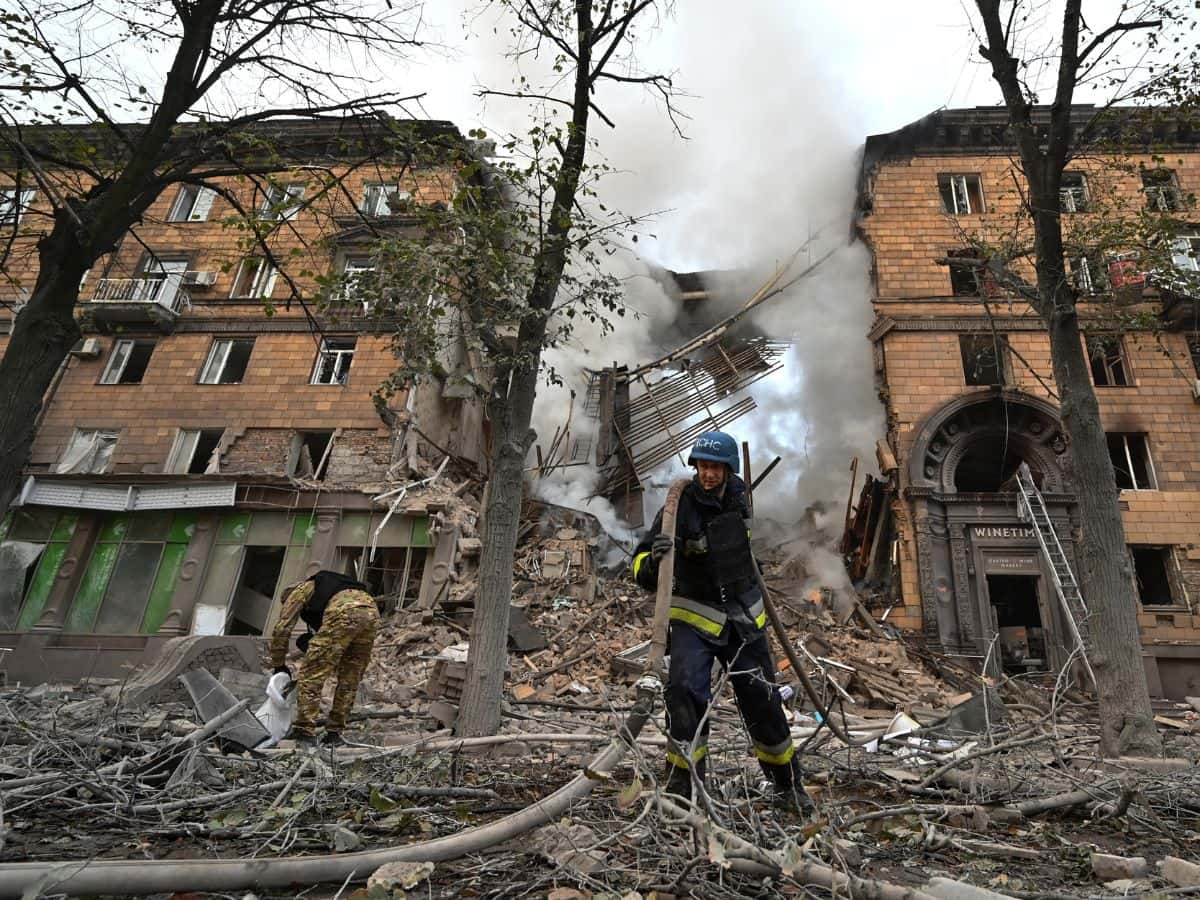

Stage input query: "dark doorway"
[
  {"left": 987, "top": 574, "right": 1047, "bottom": 672},
  {"left": 955, "top": 441, "right": 1031, "bottom": 492},
  {"left": 229, "top": 545, "right": 286, "bottom": 635}
]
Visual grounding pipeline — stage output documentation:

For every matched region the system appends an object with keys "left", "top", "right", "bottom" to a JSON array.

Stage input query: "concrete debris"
[
  {"left": 368, "top": 861, "right": 435, "bottom": 891},
  {"left": 1161, "top": 856, "right": 1200, "bottom": 887},
  {"left": 1091, "top": 853, "right": 1149, "bottom": 881}
]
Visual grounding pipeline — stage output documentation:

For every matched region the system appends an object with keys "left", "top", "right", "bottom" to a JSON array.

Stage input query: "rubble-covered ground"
[{"left": 2, "top": 522, "right": 1199, "bottom": 899}]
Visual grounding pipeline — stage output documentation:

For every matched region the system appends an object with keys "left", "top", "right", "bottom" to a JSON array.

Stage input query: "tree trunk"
[
  {"left": 455, "top": 358, "right": 542, "bottom": 736},
  {"left": 1044, "top": 305, "right": 1162, "bottom": 757},
  {"left": 0, "top": 226, "right": 88, "bottom": 521}
]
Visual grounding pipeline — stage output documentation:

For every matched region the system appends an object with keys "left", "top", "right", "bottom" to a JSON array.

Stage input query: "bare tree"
[
  {"left": 0, "top": 0, "right": 426, "bottom": 520},
  {"left": 967, "top": 0, "right": 1199, "bottom": 756}
]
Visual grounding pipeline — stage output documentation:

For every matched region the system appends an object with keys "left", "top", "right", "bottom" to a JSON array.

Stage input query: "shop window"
[
  {"left": 63, "top": 511, "right": 195, "bottom": 634},
  {"left": 938, "top": 174, "right": 985, "bottom": 215},
  {"left": 167, "top": 185, "right": 217, "bottom": 222},
  {"left": 1143, "top": 168, "right": 1183, "bottom": 212},
  {"left": 99, "top": 339, "right": 156, "bottom": 384},
  {"left": 311, "top": 337, "right": 355, "bottom": 385},
  {"left": 1059, "top": 172, "right": 1089, "bottom": 213},
  {"left": 1087, "top": 335, "right": 1130, "bottom": 386},
  {"left": 165, "top": 428, "right": 224, "bottom": 474},
  {"left": 343, "top": 546, "right": 427, "bottom": 610},
  {"left": 228, "top": 545, "right": 286, "bottom": 635},
  {"left": 199, "top": 338, "right": 254, "bottom": 384},
  {"left": 959, "top": 333, "right": 1006, "bottom": 386},
  {"left": 1130, "top": 546, "right": 1175, "bottom": 607},
  {"left": 1106, "top": 433, "right": 1156, "bottom": 490},
  {"left": 0, "top": 509, "right": 77, "bottom": 630}
]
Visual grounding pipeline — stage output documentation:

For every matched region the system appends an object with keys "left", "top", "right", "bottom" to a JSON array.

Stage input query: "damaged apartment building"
[
  {"left": 0, "top": 118, "right": 486, "bottom": 684},
  {"left": 855, "top": 105, "right": 1200, "bottom": 699}
]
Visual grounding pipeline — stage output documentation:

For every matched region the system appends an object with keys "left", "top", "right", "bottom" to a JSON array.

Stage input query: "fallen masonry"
[{"left": 0, "top": 515, "right": 1197, "bottom": 898}]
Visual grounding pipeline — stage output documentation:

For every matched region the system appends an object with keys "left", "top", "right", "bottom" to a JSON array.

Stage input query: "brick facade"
[{"left": 859, "top": 107, "right": 1200, "bottom": 697}]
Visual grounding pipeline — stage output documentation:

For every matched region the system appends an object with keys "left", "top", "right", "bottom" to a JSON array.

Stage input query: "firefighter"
[
  {"left": 269, "top": 570, "right": 380, "bottom": 747},
  {"left": 632, "top": 431, "right": 812, "bottom": 814}
]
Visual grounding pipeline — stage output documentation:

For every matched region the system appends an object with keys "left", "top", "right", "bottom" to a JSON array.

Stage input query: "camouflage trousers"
[{"left": 294, "top": 591, "right": 380, "bottom": 735}]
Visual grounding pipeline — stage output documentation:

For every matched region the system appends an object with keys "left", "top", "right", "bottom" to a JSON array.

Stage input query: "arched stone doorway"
[{"left": 906, "top": 391, "right": 1078, "bottom": 673}]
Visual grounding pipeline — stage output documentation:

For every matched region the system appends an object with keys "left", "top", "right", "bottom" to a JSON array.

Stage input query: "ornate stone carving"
[{"left": 950, "top": 524, "right": 974, "bottom": 648}]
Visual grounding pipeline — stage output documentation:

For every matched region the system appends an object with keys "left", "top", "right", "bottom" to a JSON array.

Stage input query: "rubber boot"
[
  {"left": 764, "top": 757, "right": 814, "bottom": 817},
  {"left": 321, "top": 731, "right": 346, "bottom": 747},
  {"left": 664, "top": 757, "right": 706, "bottom": 803}
]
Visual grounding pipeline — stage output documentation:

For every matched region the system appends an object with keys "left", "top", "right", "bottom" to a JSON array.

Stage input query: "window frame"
[
  {"left": 360, "top": 183, "right": 410, "bottom": 217},
  {"left": 1129, "top": 545, "right": 1180, "bottom": 609},
  {"left": 958, "top": 333, "right": 1008, "bottom": 387},
  {"left": 1106, "top": 432, "right": 1157, "bottom": 491},
  {"left": 198, "top": 338, "right": 255, "bottom": 385},
  {"left": 99, "top": 339, "right": 156, "bottom": 385},
  {"left": 59, "top": 428, "right": 120, "bottom": 474},
  {"left": 0, "top": 188, "right": 35, "bottom": 227},
  {"left": 1170, "top": 232, "right": 1200, "bottom": 273},
  {"left": 1142, "top": 168, "right": 1183, "bottom": 212},
  {"left": 1070, "top": 253, "right": 1108, "bottom": 295},
  {"left": 167, "top": 185, "right": 217, "bottom": 223},
  {"left": 310, "top": 337, "right": 356, "bottom": 386},
  {"left": 1086, "top": 334, "right": 1132, "bottom": 387},
  {"left": 1059, "top": 172, "right": 1089, "bottom": 213},
  {"left": 165, "top": 428, "right": 224, "bottom": 474},
  {"left": 259, "top": 183, "right": 305, "bottom": 221},
  {"left": 938, "top": 173, "right": 985, "bottom": 215},
  {"left": 228, "top": 257, "right": 279, "bottom": 299}
]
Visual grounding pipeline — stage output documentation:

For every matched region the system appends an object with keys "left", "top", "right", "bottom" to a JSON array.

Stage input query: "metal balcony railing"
[{"left": 91, "top": 277, "right": 190, "bottom": 312}]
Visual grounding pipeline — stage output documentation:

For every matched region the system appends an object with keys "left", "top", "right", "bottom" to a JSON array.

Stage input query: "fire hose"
[{"left": 0, "top": 480, "right": 689, "bottom": 899}]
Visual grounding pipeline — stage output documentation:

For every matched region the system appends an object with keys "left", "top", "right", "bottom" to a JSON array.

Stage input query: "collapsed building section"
[{"left": 853, "top": 105, "right": 1200, "bottom": 698}]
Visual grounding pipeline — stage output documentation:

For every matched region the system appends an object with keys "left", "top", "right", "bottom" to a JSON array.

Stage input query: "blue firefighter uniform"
[{"left": 632, "top": 465, "right": 804, "bottom": 803}]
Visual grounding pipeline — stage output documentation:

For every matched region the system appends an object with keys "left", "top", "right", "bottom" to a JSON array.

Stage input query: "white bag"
[{"left": 254, "top": 672, "right": 296, "bottom": 748}]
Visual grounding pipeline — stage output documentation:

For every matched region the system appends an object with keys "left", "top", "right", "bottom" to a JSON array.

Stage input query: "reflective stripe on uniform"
[
  {"left": 753, "top": 738, "right": 795, "bottom": 766},
  {"left": 669, "top": 596, "right": 726, "bottom": 636},
  {"left": 747, "top": 597, "right": 767, "bottom": 630},
  {"left": 632, "top": 551, "right": 650, "bottom": 580},
  {"left": 665, "top": 743, "right": 708, "bottom": 770}
]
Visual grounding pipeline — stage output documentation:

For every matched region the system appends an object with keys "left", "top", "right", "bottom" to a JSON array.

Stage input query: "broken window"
[
  {"left": 0, "top": 541, "right": 46, "bottom": 630},
  {"left": 167, "top": 185, "right": 217, "bottom": 222},
  {"left": 165, "top": 428, "right": 224, "bottom": 474},
  {"left": 311, "top": 337, "right": 355, "bottom": 385},
  {"left": 1107, "top": 433, "right": 1156, "bottom": 490},
  {"left": 1059, "top": 172, "right": 1089, "bottom": 213},
  {"left": 1087, "top": 335, "right": 1130, "bottom": 386},
  {"left": 948, "top": 249, "right": 980, "bottom": 296},
  {"left": 228, "top": 545, "right": 286, "bottom": 635},
  {"left": 0, "top": 188, "right": 35, "bottom": 227},
  {"left": 259, "top": 183, "right": 304, "bottom": 221},
  {"left": 1143, "top": 169, "right": 1183, "bottom": 212},
  {"left": 1170, "top": 233, "right": 1200, "bottom": 273},
  {"left": 229, "top": 257, "right": 278, "bottom": 299},
  {"left": 199, "top": 338, "right": 254, "bottom": 384},
  {"left": 135, "top": 257, "right": 190, "bottom": 307},
  {"left": 56, "top": 428, "right": 119, "bottom": 474},
  {"left": 0, "top": 509, "right": 77, "bottom": 630},
  {"left": 959, "top": 333, "right": 1006, "bottom": 386},
  {"left": 360, "top": 183, "right": 411, "bottom": 217},
  {"left": 343, "top": 546, "right": 427, "bottom": 610},
  {"left": 1130, "top": 546, "right": 1176, "bottom": 607},
  {"left": 290, "top": 430, "right": 334, "bottom": 480},
  {"left": 1070, "top": 253, "right": 1107, "bottom": 294},
  {"left": 938, "top": 174, "right": 985, "bottom": 215},
  {"left": 99, "top": 339, "right": 155, "bottom": 385}
]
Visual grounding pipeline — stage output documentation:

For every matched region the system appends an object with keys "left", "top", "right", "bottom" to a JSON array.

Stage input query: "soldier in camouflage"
[{"left": 270, "top": 574, "right": 380, "bottom": 745}]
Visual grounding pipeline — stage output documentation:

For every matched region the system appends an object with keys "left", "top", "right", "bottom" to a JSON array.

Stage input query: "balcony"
[{"left": 84, "top": 277, "right": 190, "bottom": 330}]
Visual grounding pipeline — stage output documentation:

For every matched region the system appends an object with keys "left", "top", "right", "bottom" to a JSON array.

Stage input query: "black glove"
[
  {"left": 650, "top": 534, "right": 674, "bottom": 562},
  {"left": 296, "top": 632, "right": 312, "bottom": 654},
  {"left": 273, "top": 665, "right": 292, "bottom": 679}
]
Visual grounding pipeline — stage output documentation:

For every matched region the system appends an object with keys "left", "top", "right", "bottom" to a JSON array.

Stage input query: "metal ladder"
[{"left": 1013, "top": 462, "right": 1096, "bottom": 685}]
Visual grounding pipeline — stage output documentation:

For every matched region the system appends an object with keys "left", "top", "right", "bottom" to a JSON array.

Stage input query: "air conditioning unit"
[
  {"left": 183, "top": 270, "right": 217, "bottom": 287},
  {"left": 1192, "top": 379, "right": 1200, "bottom": 402},
  {"left": 70, "top": 338, "right": 103, "bottom": 359}
]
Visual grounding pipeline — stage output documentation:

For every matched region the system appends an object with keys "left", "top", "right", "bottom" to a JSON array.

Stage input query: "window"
[
  {"left": 199, "top": 338, "right": 254, "bottom": 384},
  {"left": 1170, "top": 233, "right": 1200, "bottom": 273},
  {"left": 229, "top": 257, "right": 278, "bottom": 298},
  {"left": 1059, "top": 173, "right": 1089, "bottom": 213},
  {"left": 938, "top": 174, "right": 985, "bottom": 215},
  {"left": 56, "top": 429, "right": 119, "bottom": 474},
  {"left": 1143, "top": 169, "right": 1183, "bottom": 212},
  {"left": 100, "top": 339, "right": 156, "bottom": 384},
  {"left": 290, "top": 431, "right": 334, "bottom": 480},
  {"left": 260, "top": 183, "right": 304, "bottom": 221},
  {"left": 361, "top": 183, "right": 411, "bottom": 217},
  {"left": 1087, "top": 335, "right": 1130, "bottom": 386},
  {"left": 1130, "top": 547, "right": 1176, "bottom": 607},
  {"left": 0, "top": 188, "right": 35, "bottom": 227},
  {"left": 1070, "top": 253, "right": 1108, "bottom": 294},
  {"left": 167, "top": 185, "right": 217, "bottom": 222},
  {"left": 1107, "top": 433, "right": 1156, "bottom": 490},
  {"left": 0, "top": 508, "right": 77, "bottom": 631},
  {"left": 165, "top": 429, "right": 224, "bottom": 474},
  {"left": 948, "top": 248, "right": 980, "bottom": 296},
  {"left": 311, "top": 337, "right": 356, "bottom": 385},
  {"left": 959, "top": 334, "right": 1006, "bottom": 386},
  {"left": 1188, "top": 334, "right": 1200, "bottom": 377}
]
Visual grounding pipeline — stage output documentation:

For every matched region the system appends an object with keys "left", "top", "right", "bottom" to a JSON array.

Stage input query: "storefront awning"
[{"left": 15, "top": 477, "right": 237, "bottom": 512}]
